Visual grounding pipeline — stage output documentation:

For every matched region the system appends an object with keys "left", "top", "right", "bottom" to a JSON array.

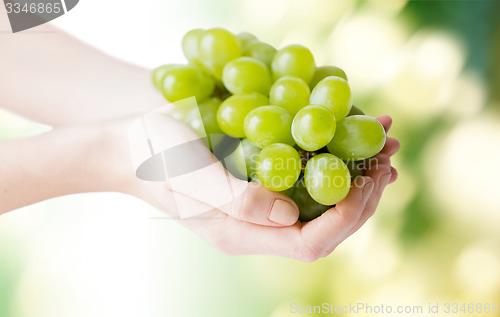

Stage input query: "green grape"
[
  {"left": 152, "top": 64, "right": 182, "bottom": 91},
  {"left": 292, "top": 105, "right": 336, "bottom": 152},
  {"left": 310, "top": 76, "right": 352, "bottom": 121},
  {"left": 256, "top": 143, "right": 301, "bottom": 191},
  {"left": 269, "top": 76, "right": 310, "bottom": 115},
  {"left": 237, "top": 32, "right": 259, "bottom": 50},
  {"left": 168, "top": 100, "right": 197, "bottom": 123},
  {"left": 348, "top": 105, "right": 365, "bottom": 116},
  {"left": 182, "top": 29, "right": 204, "bottom": 65},
  {"left": 345, "top": 159, "right": 366, "bottom": 181},
  {"left": 216, "top": 93, "right": 269, "bottom": 138},
  {"left": 292, "top": 179, "right": 331, "bottom": 222},
  {"left": 271, "top": 44, "right": 316, "bottom": 83},
  {"left": 222, "top": 57, "right": 271, "bottom": 95},
  {"left": 244, "top": 105, "right": 294, "bottom": 148},
  {"left": 185, "top": 97, "right": 224, "bottom": 149},
  {"left": 327, "top": 115, "right": 386, "bottom": 161},
  {"left": 243, "top": 42, "right": 277, "bottom": 67},
  {"left": 199, "top": 28, "right": 242, "bottom": 80},
  {"left": 304, "top": 153, "right": 351, "bottom": 205},
  {"left": 161, "top": 64, "right": 215, "bottom": 102},
  {"left": 233, "top": 138, "right": 262, "bottom": 179},
  {"left": 309, "top": 66, "right": 348, "bottom": 89},
  {"left": 281, "top": 183, "right": 297, "bottom": 199}
]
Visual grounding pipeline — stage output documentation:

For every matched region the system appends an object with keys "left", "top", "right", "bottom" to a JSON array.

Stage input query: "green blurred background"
[{"left": 1, "top": 0, "right": 499, "bottom": 316}]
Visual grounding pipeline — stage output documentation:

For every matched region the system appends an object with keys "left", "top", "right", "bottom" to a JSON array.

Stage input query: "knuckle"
[
  {"left": 294, "top": 239, "right": 323, "bottom": 263},
  {"left": 231, "top": 187, "right": 259, "bottom": 221},
  {"left": 329, "top": 207, "right": 360, "bottom": 227},
  {"left": 299, "top": 248, "right": 323, "bottom": 262},
  {"left": 207, "top": 231, "right": 237, "bottom": 255}
]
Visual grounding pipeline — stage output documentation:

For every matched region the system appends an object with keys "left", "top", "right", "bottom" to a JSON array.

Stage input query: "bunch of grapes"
[{"left": 152, "top": 28, "right": 386, "bottom": 221}]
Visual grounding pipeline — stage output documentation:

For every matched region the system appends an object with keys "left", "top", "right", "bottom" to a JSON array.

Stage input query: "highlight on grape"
[{"left": 152, "top": 28, "right": 387, "bottom": 220}]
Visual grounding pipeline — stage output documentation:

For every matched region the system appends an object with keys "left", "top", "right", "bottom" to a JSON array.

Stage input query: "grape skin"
[
  {"left": 243, "top": 42, "right": 277, "bottom": 67},
  {"left": 222, "top": 57, "right": 271, "bottom": 95},
  {"left": 310, "top": 76, "right": 353, "bottom": 121},
  {"left": 309, "top": 66, "right": 348, "bottom": 89},
  {"left": 244, "top": 105, "right": 295, "bottom": 148},
  {"left": 327, "top": 115, "right": 386, "bottom": 161},
  {"left": 256, "top": 143, "right": 302, "bottom": 191},
  {"left": 233, "top": 138, "right": 262, "bottom": 179},
  {"left": 216, "top": 93, "right": 269, "bottom": 138},
  {"left": 304, "top": 153, "right": 351, "bottom": 206},
  {"left": 152, "top": 64, "right": 181, "bottom": 91},
  {"left": 185, "top": 97, "right": 224, "bottom": 149},
  {"left": 161, "top": 64, "right": 215, "bottom": 103},
  {"left": 237, "top": 32, "right": 259, "bottom": 50},
  {"left": 199, "top": 28, "right": 242, "bottom": 80},
  {"left": 292, "top": 105, "right": 336, "bottom": 152},
  {"left": 269, "top": 76, "right": 310, "bottom": 116},
  {"left": 271, "top": 44, "right": 316, "bottom": 84}
]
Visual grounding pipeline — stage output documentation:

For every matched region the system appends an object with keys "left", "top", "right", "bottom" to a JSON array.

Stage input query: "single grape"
[
  {"left": 233, "top": 138, "right": 262, "bottom": 179},
  {"left": 182, "top": 29, "right": 204, "bottom": 65},
  {"left": 327, "top": 115, "right": 386, "bottom": 161},
  {"left": 256, "top": 143, "right": 301, "bottom": 191},
  {"left": 199, "top": 28, "right": 242, "bottom": 80},
  {"left": 271, "top": 44, "right": 316, "bottom": 83},
  {"left": 243, "top": 42, "right": 277, "bottom": 67},
  {"left": 269, "top": 76, "right": 310, "bottom": 116},
  {"left": 244, "top": 105, "right": 294, "bottom": 148},
  {"left": 152, "top": 64, "right": 183, "bottom": 91},
  {"left": 216, "top": 93, "right": 269, "bottom": 138},
  {"left": 309, "top": 66, "right": 348, "bottom": 89},
  {"left": 161, "top": 64, "right": 215, "bottom": 102},
  {"left": 292, "top": 105, "right": 336, "bottom": 151},
  {"left": 237, "top": 32, "right": 259, "bottom": 50},
  {"left": 185, "top": 97, "right": 224, "bottom": 149},
  {"left": 222, "top": 57, "right": 271, "bottom": 95},
  {"left": 347, "top": 105, "right": 365, "bottom": 116},
  {"left": 304, "top": 153, "right": 351, "bottom": 205},
  {"left": 310, "top": 76, "right": 352, "bottom": 121},
  {"left": 292, "top": 179, "right": 331, "bottom": 222}
]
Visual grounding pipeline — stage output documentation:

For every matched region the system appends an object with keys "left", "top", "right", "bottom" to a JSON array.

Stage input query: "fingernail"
[
  {"left": 362, "top": 180, "right": 375, "bottom": 204},
  {"left": 269, "top": 199, "right": 299, "bottom": 225},
  {"left": 380, "top": 173, "right": 392, "bottom": 188}
]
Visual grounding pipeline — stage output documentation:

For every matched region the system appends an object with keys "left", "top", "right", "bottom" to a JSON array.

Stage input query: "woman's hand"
[{"left": 113, "top": 111, "right": 399, "bottom": 262}]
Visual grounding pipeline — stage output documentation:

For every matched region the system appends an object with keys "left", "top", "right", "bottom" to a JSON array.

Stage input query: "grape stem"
[{"left": 298, "top": 149, "right": 318, "bottom": 172}]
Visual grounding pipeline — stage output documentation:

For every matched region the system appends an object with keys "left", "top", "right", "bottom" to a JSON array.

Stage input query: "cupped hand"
[{"left": 120, "top": 110, "right": 399, "bottom": 262}]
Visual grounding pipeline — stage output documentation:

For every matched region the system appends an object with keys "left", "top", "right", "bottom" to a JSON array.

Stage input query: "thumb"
[{"left": 224, "top": 178, "right": 300, "bottom": 226}]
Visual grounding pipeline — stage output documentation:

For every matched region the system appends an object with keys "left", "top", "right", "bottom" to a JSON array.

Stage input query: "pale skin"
[{"left": 0, "top": 14, "right": 399, "bottom": 261}]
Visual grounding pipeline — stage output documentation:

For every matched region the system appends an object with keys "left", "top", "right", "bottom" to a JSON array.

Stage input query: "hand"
[{"left": 115, "top": 110, "right": 400, "bottom": 262}]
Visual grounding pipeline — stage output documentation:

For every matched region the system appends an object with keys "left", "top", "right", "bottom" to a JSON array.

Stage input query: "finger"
[
  {"left": 381, "top": 137, "right": 400, "bottom": 156},
  {"left": 226, "top": 180, "right": 300, "bottom": 226},
  {"left": 182, "top": 208, "right": 304, "bottom": 259},
  {"left": 376, "top": 115, "right": 392, "bottom": 132},
  {"left": 299, "top": 176, "right": 374, "bottom": 257},
  {"left": 389, "top": 166, "right": 398, "bottom": 183},
  {"left": 346, "top": 158, "right": 392, "bottom": 237}
]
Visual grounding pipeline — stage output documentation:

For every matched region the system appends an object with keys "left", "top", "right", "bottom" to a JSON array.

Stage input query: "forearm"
[
  {"left": 0, "top": 122, "right": 130, "bottom": 214},
  {"left": 0, "top": 13, "right": 164, "bottom": 125}
]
